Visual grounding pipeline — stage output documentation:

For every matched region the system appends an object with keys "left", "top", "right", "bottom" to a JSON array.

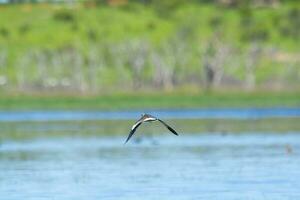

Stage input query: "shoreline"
[{"left": 1, "top": 91, "right": 299, "bottom": 110}]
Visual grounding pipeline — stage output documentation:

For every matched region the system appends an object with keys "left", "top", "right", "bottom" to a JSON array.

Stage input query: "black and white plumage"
[{"left": 124, "top": 113, "right": 178, "bottom": 144}]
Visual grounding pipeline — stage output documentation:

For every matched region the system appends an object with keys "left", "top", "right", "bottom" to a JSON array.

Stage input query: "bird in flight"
[{"left": 124, "top": 113, "right": 178, "bottom": 144}]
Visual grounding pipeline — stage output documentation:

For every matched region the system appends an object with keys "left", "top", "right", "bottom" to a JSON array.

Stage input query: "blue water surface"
[
  {"left": 1, "top": 133, "right": 300, "bottom": 200},
  {"left": 1, "top": 107, "right": 300, "bottom": 121}
]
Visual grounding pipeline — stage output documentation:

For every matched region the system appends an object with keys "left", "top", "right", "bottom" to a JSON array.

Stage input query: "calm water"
[
  {"left": 1, "top": 134, "right": 300, "bottom": 200},
  {"left": 1, "top": 107, "right": 300, "bottom": 121},
  {"left": 1, "top": 109, "right": 300, "bottom": 200}
]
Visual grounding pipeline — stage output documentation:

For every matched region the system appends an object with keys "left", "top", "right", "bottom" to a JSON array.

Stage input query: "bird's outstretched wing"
[
  {"left": 124, "top": 120, "right": 143, "bottom": 144},
  {"left": 124, "top": 114, "right": 178, "bottom": 144},
  {"left": 157, "top": 119, "right": 179, "bottom": 136}
]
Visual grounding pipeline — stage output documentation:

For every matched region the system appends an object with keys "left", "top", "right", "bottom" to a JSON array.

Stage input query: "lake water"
[
  {"left": 1, "top": 109, "right": 300, "bottom": 200},
  {"left": 1, "top": 107, "right": 300, "bottom": 121}
]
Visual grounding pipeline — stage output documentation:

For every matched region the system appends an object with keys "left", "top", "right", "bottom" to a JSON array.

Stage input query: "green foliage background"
[{"left": 0, "top": 1, "right": 299, "bottom": 97}]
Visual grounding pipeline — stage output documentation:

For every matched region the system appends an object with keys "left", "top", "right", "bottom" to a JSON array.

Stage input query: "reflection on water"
[{"left": 1, "top": 134, "right": 300, "bottom": 200}]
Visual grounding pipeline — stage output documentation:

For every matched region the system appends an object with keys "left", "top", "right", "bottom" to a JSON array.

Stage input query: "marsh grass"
[
  {"left": 1, "top": 118, "right": 299, "bottom": 141},
  {"left": 0, "top": 92, "right": 299, "bottom": 110}
]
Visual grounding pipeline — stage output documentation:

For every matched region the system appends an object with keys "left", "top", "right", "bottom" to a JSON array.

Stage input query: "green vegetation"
[
  {"left": 0, "top": 92, "right": 299, "bottom": 110},
  {"left": 0, "top": 1, "right": 299, "bottom": 94}
]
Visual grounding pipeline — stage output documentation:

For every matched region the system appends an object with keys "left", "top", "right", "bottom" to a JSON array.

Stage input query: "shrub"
[{"left": 53, "top": 9, "right": 76, "bottom": 23}]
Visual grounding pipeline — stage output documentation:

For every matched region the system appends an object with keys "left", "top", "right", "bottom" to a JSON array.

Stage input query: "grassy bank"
[
  {"left": 1, "top": 118, "right": 300, "bottom": 141},
  {"left": 0, "top": 92, "right": 299, "bottom": 110}
]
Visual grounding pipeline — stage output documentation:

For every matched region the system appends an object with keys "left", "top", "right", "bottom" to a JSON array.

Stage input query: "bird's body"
[{"left": 124, "top": 113, "right": 178, "bottom": 144}]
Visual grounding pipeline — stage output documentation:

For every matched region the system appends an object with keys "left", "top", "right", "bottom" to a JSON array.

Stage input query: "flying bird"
[{"left": 124, "top": 113, "right": 178, "bottom": 144}]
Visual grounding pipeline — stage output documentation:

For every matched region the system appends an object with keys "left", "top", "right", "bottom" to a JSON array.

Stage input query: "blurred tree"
[
  {"left": 0, "top": 27, "right": 9, "bottom": 38},
  {"left": 202, "top": 36, "right": 230, "bottom": 90},
  {"left": 216, "top": 0, "right": 280, "bottom": 7},
  {"left": 279, "top": 7, "right": 300, "bottom": 40},
  {"left": 108, "top": 0, "right": 128, "bottom": 6},
  {"left": 127, "top": 40, "right": 149, "bottom": 89},
  {"left": 53, "top": 9, "right": 76, "bottom": 23},
  {"left": 239, "top": 6, "right": 269, "bottom": 43},
  {"left": 0, "top": 51, "right": 8, "bottom": 89},
  {"left": 244, "top": 44, "right": 262, "bottom": 90},
  {"left": 18, "top": 23, "right": 31, "bottom": 35},
  {"left": 151, "top": 0, "right": 184, "bottom": 17}
]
